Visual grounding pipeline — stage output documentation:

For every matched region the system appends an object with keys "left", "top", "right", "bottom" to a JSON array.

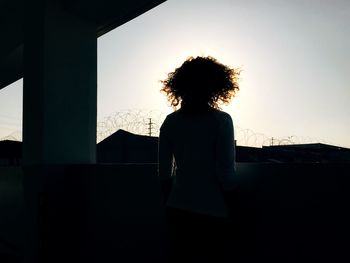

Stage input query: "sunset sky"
[{"left": 0, "top": 0, "right": 349, "bottom": 147}]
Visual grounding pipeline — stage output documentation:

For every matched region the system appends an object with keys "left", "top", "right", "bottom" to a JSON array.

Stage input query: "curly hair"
[{"left": 161, "top": 56, "right": 240, "bottom": 110}]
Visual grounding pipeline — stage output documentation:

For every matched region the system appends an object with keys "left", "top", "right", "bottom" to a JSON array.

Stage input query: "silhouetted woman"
[{"left": 158, "top": 56, "right": 240, "bottom": 263}]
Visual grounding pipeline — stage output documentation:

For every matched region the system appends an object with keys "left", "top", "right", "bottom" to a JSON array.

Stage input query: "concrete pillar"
[
  {"left": 22, "top": 2, "right": 97, "bottom": 262},
  {"left": 23, "top": 0, "right": 97, "bottom": 164}
]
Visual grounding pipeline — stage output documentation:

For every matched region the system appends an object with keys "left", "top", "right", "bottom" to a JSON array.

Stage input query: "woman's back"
[{"left": 159, "top": 107, "right": 236, "bottom": 217}]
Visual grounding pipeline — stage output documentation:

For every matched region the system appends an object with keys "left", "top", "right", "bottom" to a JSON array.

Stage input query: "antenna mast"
[{"left": 147, "top": 118, "right": 154, "bottom": 136}]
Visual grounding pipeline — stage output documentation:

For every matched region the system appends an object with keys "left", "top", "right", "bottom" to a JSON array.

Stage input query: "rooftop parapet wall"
[{"left": 0, "top": 163, "right": 349, "bottom": 262}]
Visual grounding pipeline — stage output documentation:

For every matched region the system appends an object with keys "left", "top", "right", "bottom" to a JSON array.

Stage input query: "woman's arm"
[
  {"left": 216, "top": 114, "right": 238, "bottom": 216},
  {"left": 158, "top": 117, "right": 174, "bottom": 207},
  {"left": 216, "top": 114, "right": 237, "bottom": 190}
]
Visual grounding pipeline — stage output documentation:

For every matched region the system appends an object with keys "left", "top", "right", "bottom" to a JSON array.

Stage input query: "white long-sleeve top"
[{"left": 158, "top": 108, "right": 237, "bottom": 217}]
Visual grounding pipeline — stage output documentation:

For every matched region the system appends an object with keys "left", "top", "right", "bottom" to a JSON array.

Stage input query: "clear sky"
[{"left": 1, "top": 0, "right": 349, "bottom": 148}]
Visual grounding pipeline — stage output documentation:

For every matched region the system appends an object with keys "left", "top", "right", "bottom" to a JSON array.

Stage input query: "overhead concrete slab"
[{"left": 0, "top": 0, "right": 166, "bottom": 90}]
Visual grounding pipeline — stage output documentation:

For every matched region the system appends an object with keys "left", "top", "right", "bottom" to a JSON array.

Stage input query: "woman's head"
[{"left": 161, "top": 56, "right": 240, "bottom": 110}]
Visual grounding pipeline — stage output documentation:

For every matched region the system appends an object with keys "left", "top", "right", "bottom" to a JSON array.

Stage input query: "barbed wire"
[
  {"left": 96, "top": 110, "right": 333, "bottom": 147},
  {"left": 0, "top": 110, "right": 335, "bottom": 147},
  {"left": 0, "top": 131, "right": 22, "bottom": 142},
  {"left": 97, "top": 109, "right": 166, "bottom": 142}
]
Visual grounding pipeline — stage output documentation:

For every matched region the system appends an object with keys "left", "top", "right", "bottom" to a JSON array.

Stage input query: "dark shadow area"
[
  {"left": 1, "top": 163, "right": 349, "bottom": 262},
  {"left": 237, "top": 163, "right": 350, "bottom": 263},
  {"left": 22, "top": 164, "right": 164, "bottom": 263}
]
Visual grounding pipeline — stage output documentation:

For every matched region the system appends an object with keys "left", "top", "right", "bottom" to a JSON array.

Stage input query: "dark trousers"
[{"left": 165, "top": 207, "right": 236, "bottom": 263}]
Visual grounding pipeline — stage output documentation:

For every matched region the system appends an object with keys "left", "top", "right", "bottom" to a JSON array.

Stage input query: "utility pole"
[
  {"left": 147, "top": 118, "right": 154, "bottom": 136},
  {"left": 271, "top": 137, "right": 274, "bottom": 146}
]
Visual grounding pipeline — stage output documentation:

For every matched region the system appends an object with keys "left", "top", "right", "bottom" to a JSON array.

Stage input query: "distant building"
[
  {"left": 236, "top": 146, "right": 263, "bottom": 163},
  {"left": 262, "top": 143, "right": 350, "bottom": 163},
  {"left": 1, "top": 132, "right": 350, "bottom": 165},
  {"left": 97, "top": 130, "right": 350, "bottom": 164},
  {"left": 0, "top": 140, "right": 22, "bottom": 166},
  {"left": 97, "top": 130, "right": 158, "bottom": 163}
]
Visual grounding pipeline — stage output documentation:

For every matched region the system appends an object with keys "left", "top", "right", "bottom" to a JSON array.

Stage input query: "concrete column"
[{"left": 23, "top": 0, "right": 97, "bottom": 164}]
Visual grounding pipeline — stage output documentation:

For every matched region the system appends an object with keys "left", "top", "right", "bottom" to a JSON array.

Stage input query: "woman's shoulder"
[
  {"left": 211, "top": 109, "right": 232, "bottom": 121},
  {"left": 161, "top": 110, "right": 180, "bottom": 128},
  {"left": 165, "top": 110, "right": 181, "bottom": 121},
  {"left": 164, "top": 108, "right": 232, "bottom": 123}
]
